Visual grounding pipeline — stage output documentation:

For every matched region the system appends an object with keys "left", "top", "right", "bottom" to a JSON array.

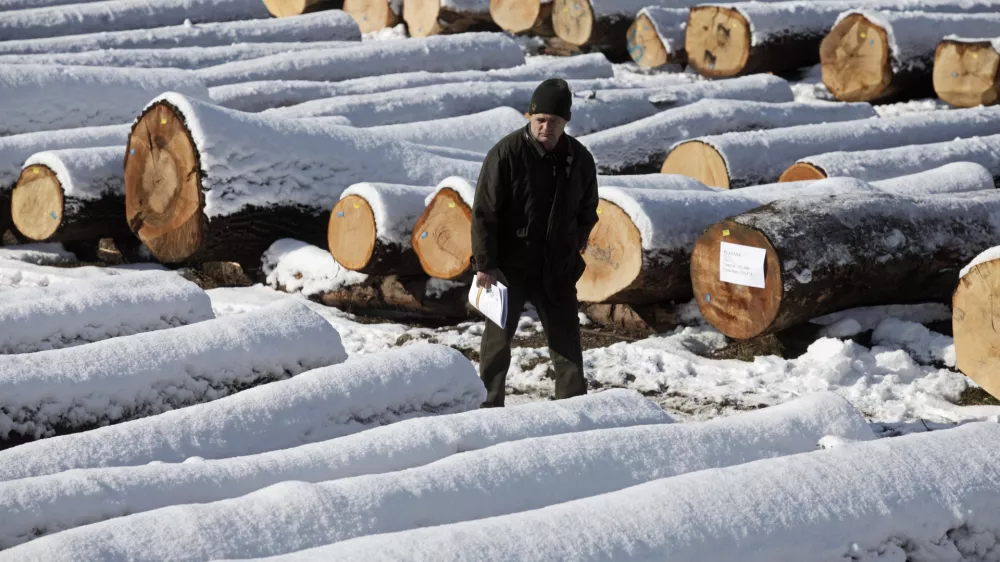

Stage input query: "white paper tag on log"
[{"left": 720, "top": 241, "right": 766, "bottom": 288}]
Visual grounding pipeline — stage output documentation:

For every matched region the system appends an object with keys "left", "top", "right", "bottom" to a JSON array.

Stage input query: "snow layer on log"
[
  {"left": 208, "top": 53, "right": 614, "bottom": 112},
  {"left": 960, "top": 244, "right": 1000, "bottom": 279},
  {"left": 597, "top": 173, "right": 716, "bottom": 191},
  {"left": 365, "top": 107, "right": 525, "bottom": 153},
  {"left": 870, "top": 161, "right": 995, "bottom": 194},
  {"left": 0, "top": 124, "right": 129, "bottom": 188},
  {"left": 0, "top": 300, "right": 346, "bottom": 445},
  {"left": 2, "top": 392, "right": 874, "bottom": 561},
  {"left": 946, "top": 33, "right": 1000, "bottom": 56},
  {"left": 0, "top": 11, "right": 360, "bottom": 56},
  {"left": 0, "top": 343, "right": 483, "bottom": 482},
  {"left": 0, "top": 390, "right": 667, "bottom": 549},
  {"left": 196, "top": 32, "right": 524, "bottom": 87},
  {"left": 263, "top": 239, "right": 368, "bottom": 296},
  {"left": 24, "top": 146, "right": 123, "bottom": 201},
  {"left": 241, "top": 422, "right": 1000, "bottom": 562},
  {"left": 0, "top": 65, "right": 208, "bottom": 136},
  {"left": 341, "top": 183, "right": 435, "bottom": 246},
  {"left": 423, "top": 175, "right": 477, "bottom": 207},
  {"left": 0, "top": 261, "right": 165, "bottom": 290},
  {"left": 0, "top": 0, "right": 103, "bottom": 10},
  {"left": 0, "top": 0, "right": 271, "bottom": 42},
  {"left": 0, "top": 271, "right": 212, "bottom": 354},
  {"left": 582, "top": 99, "right": 875, "bottom": 173},
  {"left": 637, "top": 6, "right": 687, "bottom": 53}
]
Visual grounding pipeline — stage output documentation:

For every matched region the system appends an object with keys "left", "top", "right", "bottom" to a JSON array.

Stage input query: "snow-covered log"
[
  {"left": 0, "top": 271, "right": 212, "bottom": 354},
  {"left": 366, "top": 107, "right": 525, "bottom": 153},
  {"left": 221, "top": 422, "right": 1000, "bottom": 562},
  {"left": 489, "top": 0, "right": 554, "bottom": 36},
  {"left": 934, "top": 36, "right": 1000, "bottom": 107},
  {"left": 195, "top": 32, "right": 524, "bottom": 87},
  {"left": 781, "top": 133, "right": 1000, "bottom": 184},
  {"left": 0, "top": 389, "right": 667, "bottom": 549},
  {"left": 821, "top": 10, "right": 1000, "bottom": 103},
  {"left": 0, "top": 343, "right": 482, "bottom": 482},
  {"left": 582, "top": 99, "right": 876, "bottom": 175},
  {"left": 692, "top": 190, "right": 1000, "bottom": 340},
  {"left": 0, "top": 300, "right": 345, "bottom": 449},
  {"left": 208, "top": 53, "right": 613, "bottom": 111},
  {"left": 0, "top": 65, "right": 207, "bottom": 136},
  {"left": 403, "top": 0, "right": 499, "bottom": 37},
  {"left": 123, "top": 93, "right": 480, "bottom": 272},
  {"left": 0, "top": 0, "right": 103, "bottom": 10},
  {"left": 663, "top": 105, "right": 1000, "bottom": 188},
  {"left": 0, "top": 0, "right": 271, "bottom": 42},
  {"left": 954, "top": 246, "right": 1000, "bottom": 400},
  {"left": 0, "top": 11, "right": 360, "bottom": 56},
  {"left": 263, "top": 0, "right": 342, "bottom": 17},
  {"left": 626, "top": 7, "right": 687, "bottom": 68},
  {"left": 595, "top": 173, "right": 716, "bottom": 190},
  {"left": 1, "top": 392, "right": 874, "bottom": 561}
]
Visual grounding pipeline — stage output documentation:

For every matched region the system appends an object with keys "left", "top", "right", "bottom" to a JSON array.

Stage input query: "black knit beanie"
[{"left": 529, "top": 78, "right": 572, "bottom": 122}]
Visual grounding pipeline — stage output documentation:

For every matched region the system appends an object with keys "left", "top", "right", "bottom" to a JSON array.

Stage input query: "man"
[{"left": 470, "top": 78, "right": 600, "bottom": 407}]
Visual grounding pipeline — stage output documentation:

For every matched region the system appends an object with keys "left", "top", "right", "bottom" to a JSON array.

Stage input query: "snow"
[
  {"left": 637, "top": 7, "right": 687, "bottom": 54},
  {"left": 946, "top": 34, "right": 1000, "bottom": 56},
  {"left": 870, "top": 161, "right": 995, "bottom": 195},
  {"left": 244, "top": 422, "right": 1000, "bottom": 562},
  {"left": 0, "top": 0, "right": 271, "bottom": 42},
  {"left": 0, "top": 299, "right": 345, "bottom": 445},
  {"left": 365, "top": 107, "right": 526, "bottom": 153},
  {"left": 24, "top": 146, "right": 123, "bottom": 201},
  {"left": 0, "top": 0, "right": 105, "bottom": 10},
  {"left": 598, "top": 173, "right": 716, "bottom": 191},
  {"left": 0, "top": 243, "right": 75, "bottom": 265},
  {"left": 812, "top": 303, "right": 952, "bottom": 331},
  {"left": 960, "top": 245, "right": 1000, "bottom": 279},
  {"left": 424, "top": 175, "right": 477, "bottom": 207},
  {"left": 0, "top": 270, "right": 212, "bottom": 354},
  {"left": 872, "top": 318, "right": 955, "bottom": 367},
  {"left": 362, "top": 23, "right": 408, "bottom": 42},
  {"left": 0, "top": 65, "right": 208, "bottom": 136},
  {"left": 262, "top": 239, "right": 367, "bottom": 297},
  {"left": 0, "top": 260, "right": 166, "bottom": 289},
  {"left": 2, "top": 392, "right": 874, "bottom": 561},
  {"left": 340, "top": 183, "right": 435, "bottom": 246},
  {"left": 197, "top": 32, "right": 525, "bottom": 87},
  {"left": 0, "top": 10, "right": 360, "bottom": 55},
  {"left": 440, "top": 0, "right": 489, "bottom": 11},
  {"left": 0, "top": 124, "right": 129, "bottom": 188},
  {"left": 0, "top": 389, "right": 666, "bottom": 548}
]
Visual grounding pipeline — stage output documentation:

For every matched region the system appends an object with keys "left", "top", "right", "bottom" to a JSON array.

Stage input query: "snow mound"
[{"left": 262, "top": 239, "right": 367, "bottom": 297}]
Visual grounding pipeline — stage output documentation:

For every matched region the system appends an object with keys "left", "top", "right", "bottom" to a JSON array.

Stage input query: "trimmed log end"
[
  {"left": 661, "top": 141, "right": 730, "bottom": 189},
  {"left": 627, "top": 13, "right": 671, "bottom": 68},
  {"left": 343, "top": 0, "right": 399, "bottom": 34},
  {"left": 490, "top": 0, "right": 543, "bottom": 34},
  {"left": 411, "top": 188, "right": 472, "bottom": 280},
  {"left": 934, "top": 39, "right": 1000, "bottom": 108},
  {"left": 820, "top": 13, "right": 892, "bottom": 102},
  {"left": 691, "top": 220, "right": 783, "bottom": 340},
  {"left": 11, "top": 164, "right": 63, "bottom": 242},
  {"left": 124, "top": 101, "right": 204, "bottom": 264},
  {"left": 403, "top": 0, "right": 442, "bottom": 37},
  {"left": 577, "top": 199, "right": 642, "bottom": 303},
  {"left": 954, "top": 259, "right": 1000, "bottom": 400},
  {"left": 551, "top": 0, "right": 594, "bottom": 47},
  {"left": 685, "top": 6, "right": 751, "bottom": 78},
  {"left": 329, "top": 194, "right": 377, "bottom": 271},
  {"left": 779, "top": 162, "right": 828, "bottom": 183}
]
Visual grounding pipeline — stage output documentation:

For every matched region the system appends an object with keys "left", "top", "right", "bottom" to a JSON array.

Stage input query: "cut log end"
[
  {"left": 328, "top": 194, "right": 377, "bottom": 270},
  {"left": 820, "top": 13, "right": 892, "bottom": 102},
  {"left": 934, "top": 39, "right": 1000, "bottom": 108},
  {"left": 954, "top": 259, "right": 1000, "bottom": 400},
  {"left": 11, "top": 164, "right": 63, "bottom": 242},
  {"left": 627, "top": 13, "right": 670, "bottom": 68},
  {"left": 411, "top": 188, "right": 472, "bottom": 280},
  {"left": 124, "top": 101, "right": 204, "bottom": 263},
  {"left": 403, "top": 0, "right": 441, "bottom": 37},
  {"left": 551, "top": 0, "right": 594, "bottom": 46},
  {"left": 576, "top": 200, "right": 642, "bottom": 303},
  {"left": 343, "top": 0, "right": 399, "bottom": 33},
  {"left": 691, "top": 221, "right": 782, "bottom": 340},
  {"left": 779, "top": 162, "right": 828, "bottom": 183},
  {"left": 685, "top": 6, "right": 751, "bottom": 78},
  {"left": 661, "top": 141, "right": 730, "bottom": 189},
  {"left": 490, "top": 0, "right": 544, "bottom": 34},
  {"left": 262, "top": 0, "right": 339, "bottom": 17}
]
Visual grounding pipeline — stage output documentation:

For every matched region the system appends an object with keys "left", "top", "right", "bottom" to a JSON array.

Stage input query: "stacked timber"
[
  {"left": 954, "top": 246, "right": 1000, "bottom": 399},
  {"left": 489, "top": 0, "right": 554, "bottom": 37},
  {"left": 821, "top": 10, "right": 1000, "bottom": 102},
  {"left": 934, "top": 36, "right": 1000, "bottom": 107},
  {"left": 626, "top": 7, "right": 687, "bottom": 68},
  {"left": 404, "top": 0, "right": 499, "bottom": 37},
  {"left": 662, "top": 105, "right": 1000, "bottom": 188},
  {"left": 692, "top": 189, "right": 1000, "bottom": 340}
]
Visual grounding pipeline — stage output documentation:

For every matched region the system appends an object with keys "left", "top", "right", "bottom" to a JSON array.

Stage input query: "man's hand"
[{"left": 476, "top": 269, "right": 498, "bottom": 289}]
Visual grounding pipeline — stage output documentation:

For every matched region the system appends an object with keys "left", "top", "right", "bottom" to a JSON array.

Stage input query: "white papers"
[
  {"left": 469, "top": 280, "right": 508, "bottom": 329},
  {"left": 719, "top": 241, "right": 766, "bottom": 288}
]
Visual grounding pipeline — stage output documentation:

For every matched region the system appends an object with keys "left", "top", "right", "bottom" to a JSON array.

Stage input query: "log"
[
  {"left": 263, "top": 0, "right": 343, "bottom": 17},
  {"left": 0, "top": 0, "right": 271, "bottom": 42},
  {"left": 626, "top": 7, "right": 687, "bottom": 68},
  {"left": 195, "top": 32, "right": 524, "bottom": 87},
  {"left": 692, "top": 191, "right": 1000, "bottom": 340},
  {"left": 781, "top": 133, "right": 1000, "bottom": 185},
  {"left": 314, "top": 275, "right": 474, "bottom": 319},
  {"left": 366, "top": 107, "right": 526, "bottom": 153},
  {"left": 342, "top": 0, "right": 401, "bottom": 34},
  {"left": 0, "top": 0, "right": 104, "bottom": 10},
  {"left": 953, "top": 246, "right": 1000, "bottom": 400},
  {"left": 581, "top": 99, "right": 876, "bottom": 175},
  {"left": 0, "top": 65, "right": 207, "bottom": 136},
  {"left": 329, "top": 183, "right": 435, "bottom": 275},
  {"left": 550, "top": 0, "right": 649, "bottom": 60},
  {"left": 821, "top": 9, "right": 1000, "bottom": 103},
  {"left": 490, "top": 0, "right": 554, "bottom": 36},
  {"left": 934, "top": 36, "right": 1000, "bottom": 108},
  {"left": 0, "top": 11, "right": 360, "bottom": 56},
  {"left": 123, "top": 94, "right": 480, "bottom": 273},
  {"left": 579, "top": 302, "right": 683, "bottom": 335},
  {"left": 209, "top": 53, "right": 613, "bottom": 111},
  {"left": 662, "top": 105, "right": 1000, "bottom": 188},
  {"left": 404, "top": 0, "right": 500, "bottom": 37}
]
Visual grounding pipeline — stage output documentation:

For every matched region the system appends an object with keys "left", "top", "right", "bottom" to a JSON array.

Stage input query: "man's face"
[{"left": 529, "top": 113, "right": 567, "bottom": 150}]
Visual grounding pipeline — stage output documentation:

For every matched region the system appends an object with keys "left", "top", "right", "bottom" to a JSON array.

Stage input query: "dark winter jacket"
[{"left": 470, "top": 125, "right": 600, "bottom": 287}]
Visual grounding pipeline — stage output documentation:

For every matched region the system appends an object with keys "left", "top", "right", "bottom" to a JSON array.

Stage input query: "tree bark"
[{"left": 312, "top": 275, "right": 473, "bottom": 320}]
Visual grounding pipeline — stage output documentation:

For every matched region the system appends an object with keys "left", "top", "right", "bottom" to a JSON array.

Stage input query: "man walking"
[{"left": 471, "top": 78, "right": 600, "bottom": 407}]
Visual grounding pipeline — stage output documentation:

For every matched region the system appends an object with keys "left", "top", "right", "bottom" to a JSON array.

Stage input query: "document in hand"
[{"left": 469, "top": 280, "right": 508, "bottom": 329}]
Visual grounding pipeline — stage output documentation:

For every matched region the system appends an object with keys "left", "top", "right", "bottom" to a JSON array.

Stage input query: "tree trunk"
[
  {"left": 627, "top": 7, "right": 686, "bottom": 69},
  {"left": 551, "top": 0, "right": 635, "bottom": 62},
  {"left": 343, "top": 0, "right": 401, "bottom": 34},
  {"left": 580, "top": 302, "right": 682, "bottom": 336},
  {"left": 490, "top": 0, "right": 554, "bottom": 37},
  {"left": 404, "top": 0, "right": 499, "bottom": 36},
  {"left": 935, "top": 37, "right": 1000, "bottom": 108},
  {"left": 263, "top": 0, "right": 344, "bottom": 17},
  {"left": 313, "top": 275, "right": 473, "bottom": 320},
  {"left": 953, "top": 247, "right": 1000, "bottom": 400},
  {"left": 692, "top": 191, "right": 1000, "bottom": 340},
  {"left": 367, "top": 107, "right": 525, "bottom": 154}
]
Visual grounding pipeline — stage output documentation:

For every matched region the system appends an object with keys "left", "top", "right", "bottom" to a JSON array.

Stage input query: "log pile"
[
  {"left": 404, "top": 0, "right": 500, "bottom": 37},
  {"left": 953, "top": 246, "right": 1000, "bottom": 399},
  {"left": 934, "top": 36, "right": 1000, "bottom": 108}
]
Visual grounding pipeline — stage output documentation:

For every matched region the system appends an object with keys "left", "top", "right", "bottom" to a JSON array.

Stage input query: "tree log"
[
  {"left": 315, "top": 275, "right": 473, "bottom": 320},
  {"left": 692, "top": 191, "right": 1000, "bottom": 340},
  {"left": 366, "top": 107, "right": 525, "bottom": 153},
  {"left": 490, "top": 0, "right": 553, "bottom": 36},
  {"left": 821, "top": 10, "right": 1000, "bottom": 103},
  {"left": 935, "top": 37, "right": 1000, "bottom": 108},
  {"left": 263, "top": 0, "right": 344, "bottom": 17},
  {"left": 579, "top": 302, "right": 681, "bottom": 336},
  {"left": 953, "top": 246, "right": 1000, "bottom": 400},
  {"left": 550, "top": 0, "right": 645, "bottom": 61},
  {"left": 662, "top": 105, "right": 1000, "bottom": 188},
  {"left": 405, "top": 0, "right": 500, "bottom": 36},
  {"left": 343, "top": 0, "right": 401, "bottom": 33},
  {"left": 0, "top": 0, "right": 104, "bottom": 10},
  {"left": 627, "top": 7, "right": 687, "bottom": 69}
]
